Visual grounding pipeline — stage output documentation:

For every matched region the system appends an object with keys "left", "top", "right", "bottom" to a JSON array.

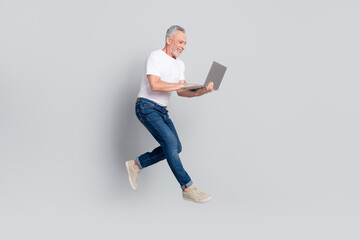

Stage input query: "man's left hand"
[
  {"left": 177, "top": 81, "right": 214, "bottom": 97},
  {"left": 196, "top": 82, "right": 214, "bottom": 95}
]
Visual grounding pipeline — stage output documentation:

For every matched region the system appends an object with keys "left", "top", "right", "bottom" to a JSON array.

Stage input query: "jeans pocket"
[
  {"left": 139, "top": 101, "right": 157, "bottom": 114},
  {"left": 141, "top": 106, "right": 156, "bottom": 116}
]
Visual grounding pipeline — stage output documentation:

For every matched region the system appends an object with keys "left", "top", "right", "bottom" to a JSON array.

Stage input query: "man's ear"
[{"left": 166, "top": 37, "right": 172, "bottom": 45}]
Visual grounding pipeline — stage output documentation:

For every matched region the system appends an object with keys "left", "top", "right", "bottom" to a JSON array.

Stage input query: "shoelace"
[{"left": 190, "top": 187, "right": 203, "bottom": 196}]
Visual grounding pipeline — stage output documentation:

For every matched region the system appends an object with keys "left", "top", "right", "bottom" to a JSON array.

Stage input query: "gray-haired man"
[{"left": 126, "top": 25, "right": 213, "bottom": 203}]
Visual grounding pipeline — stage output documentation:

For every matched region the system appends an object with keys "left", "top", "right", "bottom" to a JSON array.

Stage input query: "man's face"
[{"left": 167, "top": 30, "right": 187, "bottom": 58}]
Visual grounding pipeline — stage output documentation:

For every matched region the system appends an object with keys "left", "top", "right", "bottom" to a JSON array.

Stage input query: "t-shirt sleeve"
[{"left": 146, "top": 53, "right": 161, "bottom": 77}]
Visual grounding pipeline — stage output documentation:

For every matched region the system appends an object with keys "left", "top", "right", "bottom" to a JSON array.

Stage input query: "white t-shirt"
[{"left": 137, "top": 49, "right": 185, "bottom": 106}]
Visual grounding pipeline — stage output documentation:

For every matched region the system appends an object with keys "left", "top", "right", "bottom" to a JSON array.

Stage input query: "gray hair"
[{"left": 165, "top": 25, "right": 185, "bottom": 39}]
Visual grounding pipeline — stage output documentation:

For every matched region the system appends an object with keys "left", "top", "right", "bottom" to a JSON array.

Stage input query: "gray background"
[{"left": 1, "top": 0, "right": 359, "bottom": 239}]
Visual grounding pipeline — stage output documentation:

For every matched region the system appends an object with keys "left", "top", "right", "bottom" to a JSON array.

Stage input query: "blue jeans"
[{"left": 135, "top": 97, "right": 193, "bottom": 190}]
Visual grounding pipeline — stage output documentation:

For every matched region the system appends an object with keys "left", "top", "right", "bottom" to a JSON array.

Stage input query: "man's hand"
[
  {"left": 177, "top": 81, "right": 214, "bottom": 97},
  {"left": 198, "top": 82, "right": 214, "bottom": 95}
]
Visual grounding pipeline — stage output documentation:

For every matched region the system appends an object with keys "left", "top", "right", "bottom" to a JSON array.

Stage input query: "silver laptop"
[{"left": 182, "top": 61, "right": 227, "bottom": 91}]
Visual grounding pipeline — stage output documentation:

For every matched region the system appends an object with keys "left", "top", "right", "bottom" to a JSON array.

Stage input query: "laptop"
[{"left": 182, "top": 61, "right": 227, "bottom": 91}]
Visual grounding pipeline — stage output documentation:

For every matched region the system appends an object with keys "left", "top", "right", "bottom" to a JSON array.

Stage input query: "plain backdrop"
[{"left": 1, "top": 0, "right": 359, "bottom": 239}]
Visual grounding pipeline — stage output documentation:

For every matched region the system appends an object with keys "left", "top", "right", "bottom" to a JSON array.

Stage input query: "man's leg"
[
  {"left": 135, "top": 115, "right": 182, "bottom": 169},
  {"left": 136, "top": 146, "right": 165, "bottom": 169},
  {"left": 128, "top": 98, "right": 212, "bottom": 202},
  {"left": 137, "top": 110, "right": 192, "bottom": 189}
]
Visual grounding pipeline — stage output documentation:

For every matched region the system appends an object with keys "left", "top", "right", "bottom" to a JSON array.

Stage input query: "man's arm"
[
  {"left": 148, "top": 75, "right": 186, "bottom": 92},
  {"left": 177, "top": 80, "right": 214, "bottom": 98}
]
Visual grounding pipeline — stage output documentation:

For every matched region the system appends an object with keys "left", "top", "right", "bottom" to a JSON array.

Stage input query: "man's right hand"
[
  {"left": 177, "top": 81, "right": 214, "bottom": 97},
  {"left": 178, "top": 80, "right": 198, "bottom": 90}
]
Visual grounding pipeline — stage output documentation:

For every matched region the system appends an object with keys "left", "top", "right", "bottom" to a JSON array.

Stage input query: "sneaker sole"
[
  {"left": 183, "top": 196, "right": 212, "bottom": 203},
  {"left": 125, "top": 161, "right": 137, "bottom": 191}
]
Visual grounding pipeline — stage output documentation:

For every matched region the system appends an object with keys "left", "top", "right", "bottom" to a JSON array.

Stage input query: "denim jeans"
[{"left": 135, "top": 97, "right": 193, "bottom": 189}]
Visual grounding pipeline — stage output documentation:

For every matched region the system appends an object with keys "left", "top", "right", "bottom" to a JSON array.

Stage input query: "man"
[{"left": 125, "top": 25, "right": 214, "bottom": 203}]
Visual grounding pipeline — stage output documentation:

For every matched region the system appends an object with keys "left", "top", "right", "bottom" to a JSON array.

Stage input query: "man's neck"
[{"left": 162, "top": 47, "right": 176, "bottom": 59}]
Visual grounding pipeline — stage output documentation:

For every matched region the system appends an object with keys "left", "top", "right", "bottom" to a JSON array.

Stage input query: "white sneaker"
[
  {"left": 182, "top": 185, "right": 212, "bottom": 203},
  {"left": 125, "top": 160, "right": 140, "bottom": 190}
]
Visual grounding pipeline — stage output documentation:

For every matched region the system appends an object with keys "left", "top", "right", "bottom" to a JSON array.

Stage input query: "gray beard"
[{"left": 172, "top": 50, "right": 179, "bottom": 58}]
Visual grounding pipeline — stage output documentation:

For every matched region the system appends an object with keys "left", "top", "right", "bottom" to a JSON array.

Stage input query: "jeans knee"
[
  {"left": 177, "top": 143, "right": 182, "bottom": 153},
  {"left": 165, "top": 141, "right": 181, "bottom": 156},
  {"left": 163, "top": 136, "right": 182, "bottom": 155}
]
